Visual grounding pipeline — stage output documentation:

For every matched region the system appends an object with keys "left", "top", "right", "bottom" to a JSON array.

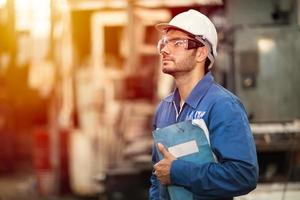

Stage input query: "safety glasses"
[{"left": 157, "top": 37, "right": 204, "bottom": 53}]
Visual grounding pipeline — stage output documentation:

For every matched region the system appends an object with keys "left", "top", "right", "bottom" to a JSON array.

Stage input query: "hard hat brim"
[{"left": 155, "top": 23, "right": 194, "bottom": 36}]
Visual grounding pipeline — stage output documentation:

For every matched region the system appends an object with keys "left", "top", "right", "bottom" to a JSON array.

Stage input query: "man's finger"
[{"left": 157, "top": 143, "right": 170, "bottom": 158}]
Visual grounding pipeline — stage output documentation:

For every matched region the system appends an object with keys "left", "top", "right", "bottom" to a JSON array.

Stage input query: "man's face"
[{"left": 158, "top": 29, "right": 198, "bottom": 76}]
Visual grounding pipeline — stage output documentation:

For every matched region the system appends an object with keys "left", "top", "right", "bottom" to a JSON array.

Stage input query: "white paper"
[
  {"left": 168, "top": 140, "right": 199, "bottom": 158},
  {"left": 191, "top": 119, "right": 210, "bottom": 145}
]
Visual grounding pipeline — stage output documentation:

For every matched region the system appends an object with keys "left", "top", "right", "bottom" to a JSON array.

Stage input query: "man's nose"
[{"left": 160, "top": 44, "right": 170, "bottom": 55}]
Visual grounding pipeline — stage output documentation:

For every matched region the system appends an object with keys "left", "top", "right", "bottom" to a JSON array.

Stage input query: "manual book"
[{"left": 152, "top": 119, "right": 216, "bottom": 200}]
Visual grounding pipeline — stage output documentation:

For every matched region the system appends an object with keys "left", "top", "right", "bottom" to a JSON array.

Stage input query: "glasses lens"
[
  {"left": 158, "top": 38, "right": 185, "bottom": 52},
  {"left": 157, "top": 39, "right": 164, "bottom": 52},
  {"left": 157, "top": 38, "right": 202, "bottom": 52}
]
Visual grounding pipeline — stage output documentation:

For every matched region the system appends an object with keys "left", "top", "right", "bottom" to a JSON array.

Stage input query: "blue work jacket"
[{"left": 149, "top": 72, "right": 258, "bottom": 200}]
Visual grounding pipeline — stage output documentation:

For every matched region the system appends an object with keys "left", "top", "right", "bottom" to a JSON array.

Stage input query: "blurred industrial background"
[{"left": 0, "top": 0, "right": 300, "bottom": 200}]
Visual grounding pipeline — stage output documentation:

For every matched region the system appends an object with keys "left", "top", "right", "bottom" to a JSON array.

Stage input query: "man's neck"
[{"left": 174, "top": 70, "right": 205, "bottom": 103}]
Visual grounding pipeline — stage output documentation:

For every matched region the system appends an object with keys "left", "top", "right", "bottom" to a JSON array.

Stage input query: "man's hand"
[{"left": 154, "top": 143, "right": 176, "bottom": 185}]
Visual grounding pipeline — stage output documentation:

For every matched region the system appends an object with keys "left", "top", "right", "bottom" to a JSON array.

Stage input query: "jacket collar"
[{"left": 165, "top": 72, "right": 214, "bottom": 109}]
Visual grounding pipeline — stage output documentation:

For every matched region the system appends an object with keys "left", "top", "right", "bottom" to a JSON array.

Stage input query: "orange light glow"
[
  {"left": 0, "top": 0, "right": 6, "bottom": 8},
  {"left": 15, "top": 0, "right": 50, "bottom": 37}
]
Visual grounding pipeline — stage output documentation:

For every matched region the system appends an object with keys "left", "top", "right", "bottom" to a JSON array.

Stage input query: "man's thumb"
[{"left": 157, "top": 143, "right": 169, "bottom": 157}]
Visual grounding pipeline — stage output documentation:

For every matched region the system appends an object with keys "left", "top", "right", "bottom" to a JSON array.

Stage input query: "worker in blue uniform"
[{"left": 149, "top": 9, "right": 259, "bottom": 200}]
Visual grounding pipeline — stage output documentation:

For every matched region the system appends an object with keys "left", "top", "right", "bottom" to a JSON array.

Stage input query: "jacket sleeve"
[
  {"left": 149, "top": 103, "right": 161, "bottom": 200},
  {"left": 169, "top": 97, "right": 259, "bottom": 199},
  {"left": 149, "top": 145, "right": 160, "bottom": 200}
]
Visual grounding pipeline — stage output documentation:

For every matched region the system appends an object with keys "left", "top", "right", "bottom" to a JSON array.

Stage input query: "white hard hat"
[{"left": 156, "top": 9, "right": 218, "bottom": 68}]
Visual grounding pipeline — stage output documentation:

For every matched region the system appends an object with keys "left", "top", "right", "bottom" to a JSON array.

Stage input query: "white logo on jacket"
[{"left": 186, "top": 111, "right": 206, "bottom": 120}]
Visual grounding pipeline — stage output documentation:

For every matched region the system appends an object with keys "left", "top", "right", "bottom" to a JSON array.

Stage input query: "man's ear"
[{"left": 195, "top": 46, "right": 209, "bottom": 63}]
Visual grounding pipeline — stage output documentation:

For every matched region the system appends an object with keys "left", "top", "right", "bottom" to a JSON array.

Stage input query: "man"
[{"left": 149, "top": 9, "right": 258, "bottom": 200}]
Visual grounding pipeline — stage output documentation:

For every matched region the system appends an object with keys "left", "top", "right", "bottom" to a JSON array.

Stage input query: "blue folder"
[{"left": 153, "top": 120, "right": 215, "bottom": 200}]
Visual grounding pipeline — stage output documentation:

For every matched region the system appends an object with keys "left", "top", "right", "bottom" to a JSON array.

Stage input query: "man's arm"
[{"left": 169, "top": 98, "right": 259, "bottom": 199}]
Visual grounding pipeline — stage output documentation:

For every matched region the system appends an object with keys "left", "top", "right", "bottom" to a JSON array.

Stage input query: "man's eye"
[{"left": 174, "top": 40, "right": 185, "bottom": 46}]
